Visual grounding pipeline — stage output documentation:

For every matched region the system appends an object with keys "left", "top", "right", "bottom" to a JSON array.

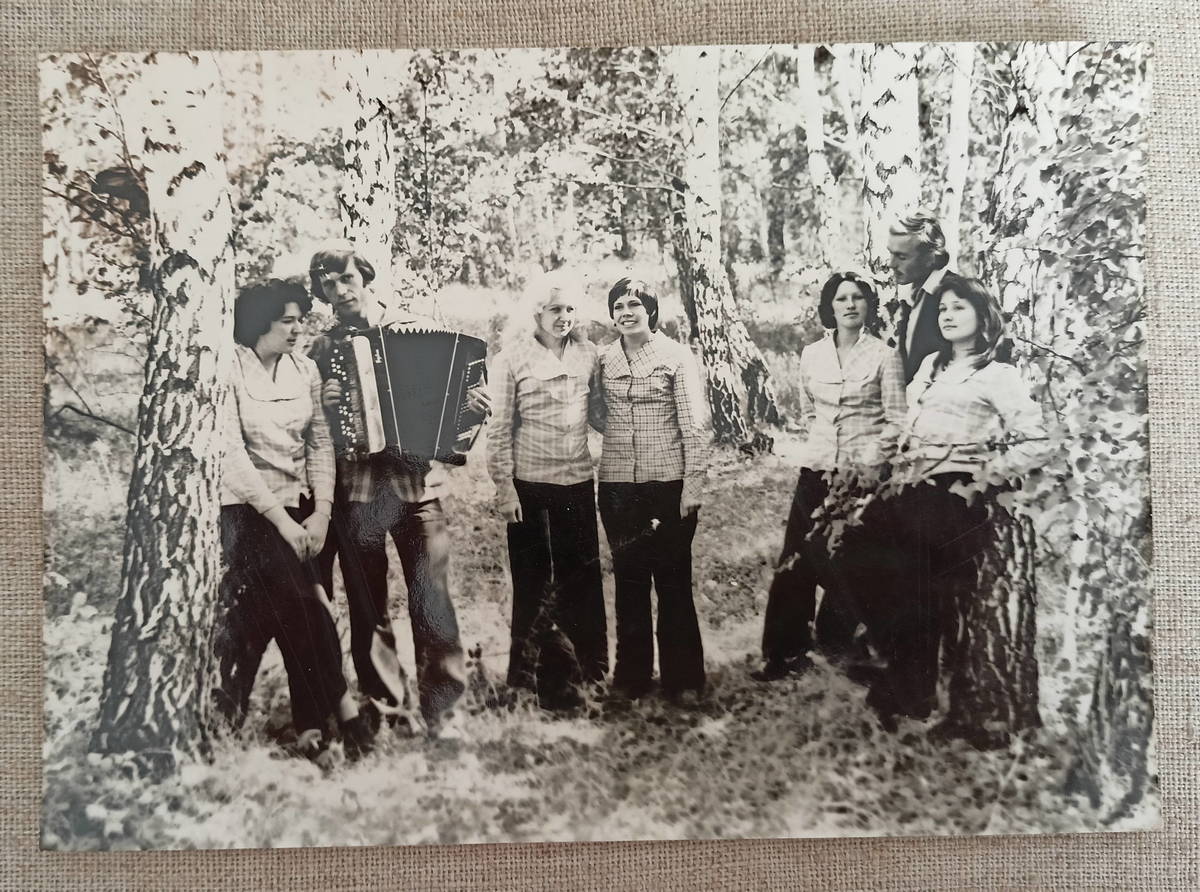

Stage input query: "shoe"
[
  {"left": 426, "top": 709, "right": 467, "bottom": 742},
  {"left": 290, "top": 728, "right": 335, "bottom": 770},
  {"left": 339, "top": 711, "right": 377, "bottom": 762},
  {"left": 665, "top": 688, "right": 707, "bottom": 709},
  {"left": 750, "top": 656, "right": 812, "bottom": 682}
]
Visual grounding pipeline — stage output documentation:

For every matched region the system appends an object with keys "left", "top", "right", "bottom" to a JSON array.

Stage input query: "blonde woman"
[{"left": 488, "top": 271, "right": 607, "bottom": 709}]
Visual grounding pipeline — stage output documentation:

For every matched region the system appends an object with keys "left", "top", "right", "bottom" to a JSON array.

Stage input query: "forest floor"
[{"left": 42, "top": 433, "right": 1130, "bottom": 850}]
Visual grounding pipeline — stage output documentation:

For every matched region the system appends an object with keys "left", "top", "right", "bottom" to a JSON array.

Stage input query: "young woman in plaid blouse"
[
  {"left": 597, "top": 278, "right": 710, "bottom": 704},
  {"left": 487, "top": 271, "right": 608, "bottom": 709},
  {"left": 752, "top": 272, "right": 906, "bottom": 682},
  {"left": 843, "top": 274, "right": 1046, "bottom": 739},
  {"left": 217, "top": 279, "right": 373, "bottom": 764}
]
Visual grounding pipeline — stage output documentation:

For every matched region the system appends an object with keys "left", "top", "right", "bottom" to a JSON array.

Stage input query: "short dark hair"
[
  {"left": 929, "top": 273, "right": 1007, "bottom": 372},
  {"left": 233, "top": 278, "right": 312, "bottom": 347},
  {"left": 606, "top": 277, "right": 660, "bottom": 331},
  {"left": 308, "top": 244, "right": 376, "bottom": 301},
  {"left": 889, "top": 210, "right": 950, "bottom": 270},
  {"left": 817, "top": 272, "right": 880, "bottom": 333}
]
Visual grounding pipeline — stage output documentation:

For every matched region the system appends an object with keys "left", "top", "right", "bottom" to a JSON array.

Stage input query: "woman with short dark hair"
[
  {"left": 751, "top": 271, "right": 906, "bottom": 681},
  {"left": 597, "top": 277, "right": 709, "bottom": 704},
  {"left": 217, "top": 278, "right": 374, "bottom": 764}
]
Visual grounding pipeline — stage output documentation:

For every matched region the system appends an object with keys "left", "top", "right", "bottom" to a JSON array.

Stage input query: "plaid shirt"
[
  {"left": 487, "top": 335, "right": 604, "bottom": 510},
  {"left": 597, "top": 332, "right": 710, "bottom": 505},
  {"left": 221, "top": 344, "right": 334, "bottom": 513},
  {"left": 308, "top": 314, "right": 432, "bottom": 504},
  {"left": 898, "top": 354, "right": 1047, "bottom": 479},
  {"left": 796, "top": 332, "right": 906, "bottom": 471}
]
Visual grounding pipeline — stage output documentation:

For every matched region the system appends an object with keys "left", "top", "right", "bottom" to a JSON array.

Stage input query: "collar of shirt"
[
  {"left": 518, "top": 334, "right": 591, "bottom": 378},
  {"left": 811, "top": 329, "right": 882, "bottom": 365},
  {"left": 905, "top": 264, "right": 952, "bottom": 306},
  {"left": 235, "top": 344, "right": 307, "bottom": 400},
  {"left": 603, "top": 331, "right": 668, "bottom": 377}
]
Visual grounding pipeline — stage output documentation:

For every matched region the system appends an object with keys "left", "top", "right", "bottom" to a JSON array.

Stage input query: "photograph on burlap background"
[{"left": 40, "top": 42, "right": 1155, "bottom": 849}]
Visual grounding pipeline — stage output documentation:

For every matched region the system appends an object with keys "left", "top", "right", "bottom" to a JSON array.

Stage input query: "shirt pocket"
[{"left": 807, "top": 367, "right": 845, "bottom": 411}]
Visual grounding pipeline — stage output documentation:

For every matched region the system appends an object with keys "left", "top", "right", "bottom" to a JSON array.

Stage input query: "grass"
[{"left": 42, "top": 430, "right": 1141, "bottom": 850}]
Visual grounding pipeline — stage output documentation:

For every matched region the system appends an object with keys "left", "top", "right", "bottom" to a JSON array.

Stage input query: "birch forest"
[{"left": 41, "top": 43, "right": 1154, "bottom": 848}]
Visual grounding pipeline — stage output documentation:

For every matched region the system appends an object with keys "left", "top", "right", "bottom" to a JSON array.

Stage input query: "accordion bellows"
[{"left": 328, "top": 323, "right": 488, "bottom": 464}]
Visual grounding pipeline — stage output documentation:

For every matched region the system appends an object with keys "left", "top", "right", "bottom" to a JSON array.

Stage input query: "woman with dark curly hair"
[
  {"left": 215, "top": 277, "right": 374, "bottom": 764},
  {"left": 751, "top": 271, "right": 906, "bottom": 682}
]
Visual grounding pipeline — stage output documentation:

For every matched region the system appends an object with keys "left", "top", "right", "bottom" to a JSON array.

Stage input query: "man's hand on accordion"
[
  {"left": 321, "top": 379, "right": 344, "bottom": 410},
  {"left": 466, "top": 383, "right": 492, "bottom": 418}
]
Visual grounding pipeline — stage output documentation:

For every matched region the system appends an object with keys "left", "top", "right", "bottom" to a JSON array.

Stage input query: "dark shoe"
[
  {"left": 750, "top": 656, "right": 812, "bottom": 682},
  {"left": 845, "top": 662, "right": 887, "bottom": 688},
  {"left": 539, "top": 686, "right": 585, "bottom": 712},
  {"left": 665, "top": 687, "right": 707, "bottom": 709},
  {"left": 339, "top": 712, "right": 377, "bottom": 762}
]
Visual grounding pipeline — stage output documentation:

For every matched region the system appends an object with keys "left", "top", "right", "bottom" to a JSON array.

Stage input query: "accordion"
[{"left": 327, "top": 323, "right": 488, "bottom": 464}]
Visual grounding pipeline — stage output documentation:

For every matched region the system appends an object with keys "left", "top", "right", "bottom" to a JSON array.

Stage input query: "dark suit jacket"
[{"left": 898, "top": 273, "right": 949, "bottom": 383}]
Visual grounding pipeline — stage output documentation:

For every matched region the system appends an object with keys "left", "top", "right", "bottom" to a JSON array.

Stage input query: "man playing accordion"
[{"left": 306, "top": 243, "right": 489, "bottom": 739}]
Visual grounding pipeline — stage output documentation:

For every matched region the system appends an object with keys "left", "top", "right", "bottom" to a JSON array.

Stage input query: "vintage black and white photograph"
[{"left": 41, "top": 42, "right": 1155, "bottom": 849}]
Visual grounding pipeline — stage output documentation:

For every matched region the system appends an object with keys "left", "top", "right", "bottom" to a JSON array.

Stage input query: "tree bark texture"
[
  {"left": 857, "top": 44, "right": 922, "bottom": 282},
  {"left": 795, "top": 45, "right": 841, "bottom": 269},
  {"left": 669, "top": 45, "right": 781, "bottom": 443},
  {"left": 92, "top": 53, "right": 235, "bottom": 764},
  {"left": 336, "top": 50, "right": 401, "bottom": 320},
  {"left": 941, "top": 499, "right": 1041, "bottom": 748},
  {"left": 942, "top": 43, "right": 976, "bottom": 267}
]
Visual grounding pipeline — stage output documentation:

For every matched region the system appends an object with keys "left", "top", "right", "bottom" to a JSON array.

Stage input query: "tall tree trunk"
[
  {"left": 670, "top": 45, "right": 781, "bottom": 442},
  {"left": 857, "top": 43, "right": 922, "bottom": 288},
  {"left": 942, "top": 43, "right": 975, "bottom": 267},
  {"left": 795, "top": 44, "right": 839, "bottom": 268},
  {"left": 335, "top": 51, "right": 400, "bottom": 320},
  {"left": 942, "top": 501, "right": 1041, "bottom": 748},
  {"left": 92, "top": 53, "right": 235, "bottom": 767}
]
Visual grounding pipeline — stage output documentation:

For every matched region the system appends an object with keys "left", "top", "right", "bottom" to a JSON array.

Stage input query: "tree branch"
[{"left": 51, "top": 403, "right": 136, "bottom": 437}]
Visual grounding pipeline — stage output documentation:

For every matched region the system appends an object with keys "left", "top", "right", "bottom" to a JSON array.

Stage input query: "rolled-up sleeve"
[
  {"left": 989, "top": 365, "right": 1048, "bottom": 476},
  {"left": 486, "top": 352, "right": 520, "bottom": 510},
  {"left": 674, "top": 347, "right": 710, "bottom": 505},
  {"left": 303, "top": 361, "right": 335, "bottom": 506},
  {"left": 877, "top": 348, "right": 907, "bottom": 463}
]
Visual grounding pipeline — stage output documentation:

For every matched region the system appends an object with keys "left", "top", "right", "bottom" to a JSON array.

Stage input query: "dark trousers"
[
  {"left": 844, "top": 473, "right": 992, "bottom": 716},
  {"left": 506, "top": 479, "right": 608, "bottom": 696},
  {"left": 316, "top": 489, "right": 465, "bottom": 724},
  {"left": 761, "top": 468, "right": 861, "bottom": 665},
  {"left": 214, "top": 498, "right": 348, "bottom": 734},
  {"left": 598, "top": 480, "right": 704, "bottom": 696}
]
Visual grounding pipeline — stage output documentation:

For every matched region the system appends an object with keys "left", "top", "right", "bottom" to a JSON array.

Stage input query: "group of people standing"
[{"left": 215, "top": 208, "right": 1045, "bottom": 767}]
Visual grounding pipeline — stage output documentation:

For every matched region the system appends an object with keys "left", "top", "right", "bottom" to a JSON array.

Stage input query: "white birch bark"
[
  {"left": 93, "top": 52, "right": 235, "bottom": 764},
  {"left": 794, "top": 44, "right": 842, "bottom": 268},
  {"left": 334, "top": 51, "right": 401, "bottom": 321},
  {"left": 857, "top": 43, "right": 923, "bottom": 280},
  {"left": 670, "top": 45, "right": 780, "bottom": 442},
  {"left": 942, "top": 43, "right": 976, "bottom": 267}
]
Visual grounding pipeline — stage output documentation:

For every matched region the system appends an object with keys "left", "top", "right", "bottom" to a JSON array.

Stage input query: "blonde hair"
[{"left": 502, "top": 268, "right": 589, "bottom": 349}]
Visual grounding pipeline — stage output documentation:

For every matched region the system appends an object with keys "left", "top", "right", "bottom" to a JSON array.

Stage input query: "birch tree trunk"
[
  {"left": 942, "top": 43, "right": 975, "bottom": 267},
  {"left": 857, "top": 43, "right": 922, "bottom": 286},
  {"left": 669, "top": 45, "right": 781, "bottom": 442},
  {"left": 92, "top": 52, "right": 235, "bottom": 767},
  {"left": 795, "top": 44, "right": 841, "bottom": 268},
  {"left": 335, "top": 50, "right": 401, "bottom": 321}
]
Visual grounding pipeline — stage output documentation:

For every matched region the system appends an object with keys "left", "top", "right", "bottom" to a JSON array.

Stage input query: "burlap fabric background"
[{"left": 2, "top": 2, "right": 1195, "bottom": 888}]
